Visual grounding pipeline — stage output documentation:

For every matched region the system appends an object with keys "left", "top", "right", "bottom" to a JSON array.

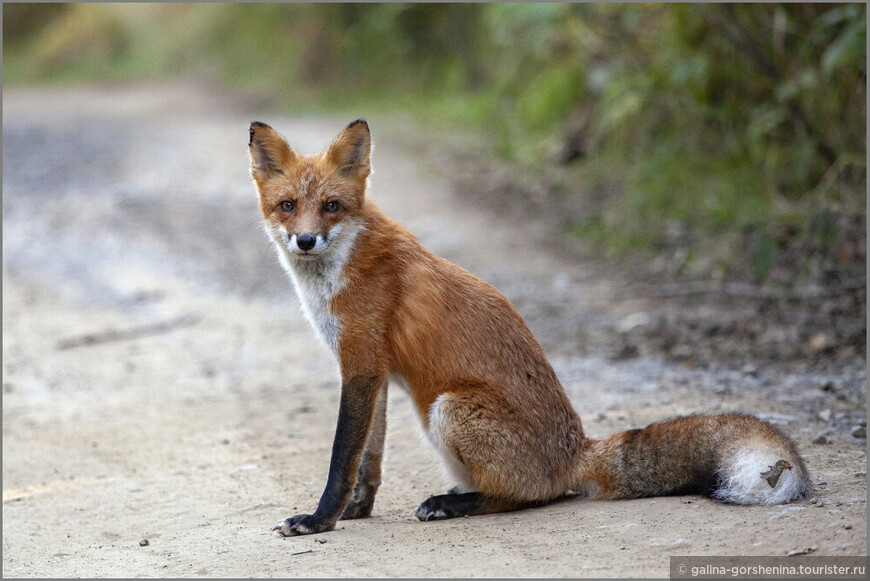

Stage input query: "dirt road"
[{"left": 2, "top": 82, "right": 865, "bottom": 577}]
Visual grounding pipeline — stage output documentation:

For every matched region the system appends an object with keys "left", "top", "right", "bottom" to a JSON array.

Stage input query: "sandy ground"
[{"left": 2, "top": 82, "right": 866, "bottom": 578}]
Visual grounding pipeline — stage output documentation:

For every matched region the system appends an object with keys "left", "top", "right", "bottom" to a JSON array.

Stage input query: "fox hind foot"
[
  {"left": 414, "top": 492, "right": 544, "bottom": 521},
  {"left": 414, "top": 492, "right": 487, "bottom": 521}
]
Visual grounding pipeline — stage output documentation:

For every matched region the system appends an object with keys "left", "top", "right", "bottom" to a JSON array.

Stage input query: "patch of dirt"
[{"left": 2, "top": 82, "right": 866, "bottom": 578}]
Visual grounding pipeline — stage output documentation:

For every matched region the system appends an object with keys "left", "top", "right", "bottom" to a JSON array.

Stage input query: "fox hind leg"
[{"left": 418, "top": 387, "right": 580, "bottom": 520}]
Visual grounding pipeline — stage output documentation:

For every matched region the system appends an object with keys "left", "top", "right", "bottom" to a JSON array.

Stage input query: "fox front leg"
[
  {"left": 341, "top": 383, "right": 387, "bottom": 520},
  {"left": 274, "top": 375, "right": 383, "bottom": 536}
]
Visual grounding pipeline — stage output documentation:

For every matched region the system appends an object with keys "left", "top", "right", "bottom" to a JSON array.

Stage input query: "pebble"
[
  {"left": 844, "top": 524, "right": 852, "bottom": 530},
  {"left": 139, "top": 539, "right": 149, "bottom": 547},
  {"left": 314, "top": 537, "right": 327, "bottom": 544},
  {"left": 818, "top": 409, "right": 832, "bottom": 422},
  {"left": 812, "top": 434, "right": 829, "bottom": 445},
  {"left": 610, "top": 343, "right": 639, "bottom": 361},
  {"left": 851, "top": 425, "right": 866, "bottom": 439},
  {"left": 617, "top": 312, "right": 650, "bottom": 332}
]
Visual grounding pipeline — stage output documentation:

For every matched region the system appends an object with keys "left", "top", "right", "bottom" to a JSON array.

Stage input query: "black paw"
[
  {"left": 272, "top": 514, "right": 332, "bottom": 537},
  {"left": 415, "top": 494, "right": 470, "bottom": 521},
  {"left": 414, "top": 496, "right": 452, "bottom": 521},
  {"left": 413, "top": 491, "right": 486, "bottom": 521}
]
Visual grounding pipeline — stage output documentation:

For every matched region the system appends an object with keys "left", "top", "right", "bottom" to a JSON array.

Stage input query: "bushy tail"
[{"left": 575, "top": 413, "right": 810, "bottom": 505}]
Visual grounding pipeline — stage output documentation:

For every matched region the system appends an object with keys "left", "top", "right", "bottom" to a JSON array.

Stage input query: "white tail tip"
[{"left": 714, "top": 447, "right": 810, "bottom": 505}]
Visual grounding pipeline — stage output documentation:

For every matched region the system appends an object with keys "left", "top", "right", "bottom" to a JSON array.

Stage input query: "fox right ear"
[
  {"left": 249, "top": 122, "right": 297, "bottom": 180},
  {"left": 326, "top": 119, "right": 371, "bottom": 179}
]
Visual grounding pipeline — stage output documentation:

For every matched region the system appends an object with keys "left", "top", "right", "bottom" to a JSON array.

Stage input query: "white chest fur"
[{"left": 268, "top": 222, "right": 361, "bottom": 357}]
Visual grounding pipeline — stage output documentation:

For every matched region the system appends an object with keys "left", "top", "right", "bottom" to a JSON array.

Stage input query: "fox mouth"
[{"left": 286, "top": 241, "right": 324, "bottom": 259}]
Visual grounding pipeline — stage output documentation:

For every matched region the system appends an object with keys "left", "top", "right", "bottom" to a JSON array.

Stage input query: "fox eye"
[
  {"left": 279, "top": 200, "right": 295, "bottom": 213},
  {"left": 323, "top": 201, "right": 340, "bottom": 213}
]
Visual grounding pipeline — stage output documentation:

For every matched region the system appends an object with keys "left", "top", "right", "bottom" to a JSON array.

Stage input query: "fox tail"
[{"left": 575, "top": 412, "right": 810, "bottom": 505}]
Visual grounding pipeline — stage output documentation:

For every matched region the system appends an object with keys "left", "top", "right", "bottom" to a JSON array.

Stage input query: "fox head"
[{"left": 248, "top": 120, "right": 371, "bottom": 262}]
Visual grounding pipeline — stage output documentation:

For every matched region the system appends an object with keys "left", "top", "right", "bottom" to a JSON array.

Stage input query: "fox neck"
[{"left": 270, "top": 219, "right": 364, "bottom": 357}]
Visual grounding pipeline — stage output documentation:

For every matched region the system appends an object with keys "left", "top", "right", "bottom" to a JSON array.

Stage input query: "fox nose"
[{"left": 296, "top": 234, "right": 316, "bottom": 251}]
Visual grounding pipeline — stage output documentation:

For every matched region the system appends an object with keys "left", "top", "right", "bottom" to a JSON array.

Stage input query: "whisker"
[{"left": 243, "top": 218, "right": 265, "bottom": 232}]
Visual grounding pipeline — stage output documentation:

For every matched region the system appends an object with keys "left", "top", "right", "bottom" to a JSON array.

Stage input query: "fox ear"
[
  {"left": 249, "top": 122, "right": 297, "bottom": 180},
  {"left": 326, "top": 119, "right": 371, "bottom": 179}
]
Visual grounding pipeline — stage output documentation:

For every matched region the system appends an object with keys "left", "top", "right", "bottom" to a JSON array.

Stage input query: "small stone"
[
  {"left": 851, "top": 425, "right": 866, "bottom": 439},
  {"left": 812, "top": 434, "right": 829, "bottom": 445},
  {"left": 314, "top": 537, "right": 327, "bottom": 544},
  {"left": 808, "top": 333, "right": 828, "bottom": 351},
  {"left": 844, "top": 524, "right": 852, "bottom": 530},
  {"left": 818, "top": 409, "right": 832, "bottom": 422},
  {"left": 617, "top": 312, "right": 650, "bottom": 333},
  {"left": 139, "top": 539, "right": 149, "bottom": 547},
  {"left": 610, "top": 343, "right": 639, "bottom": 361}
]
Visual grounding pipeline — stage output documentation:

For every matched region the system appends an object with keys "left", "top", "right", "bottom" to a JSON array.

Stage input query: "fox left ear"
[
  {"left": 249, "top": 121, "right": 297, "bottom": 182},
  {"left": 326, "top": 119, "right": 372, "bottom": 179}
]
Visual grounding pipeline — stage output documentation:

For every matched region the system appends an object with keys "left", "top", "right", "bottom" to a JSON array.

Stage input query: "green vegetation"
[{"left": 4, "top": 3, "right": 865, "bottom": 283}]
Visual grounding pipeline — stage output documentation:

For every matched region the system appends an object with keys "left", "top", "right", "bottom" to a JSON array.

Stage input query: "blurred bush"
[{"left": 4, "top": 3, "right": 864, "bottom": 283}]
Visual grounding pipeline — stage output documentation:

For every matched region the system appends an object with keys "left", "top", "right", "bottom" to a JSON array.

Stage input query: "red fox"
[{"left": 248, "top": 120, "right": 810, "bottom": 536}]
